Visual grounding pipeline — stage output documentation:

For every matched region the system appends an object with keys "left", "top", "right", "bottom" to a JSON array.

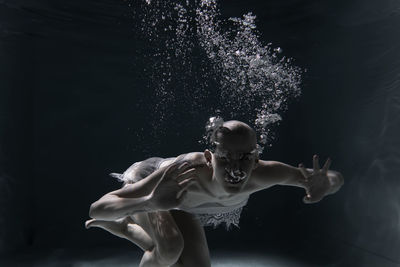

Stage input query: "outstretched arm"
[{"left": 252, "top": 155, "right": 344, "bottom": 203}]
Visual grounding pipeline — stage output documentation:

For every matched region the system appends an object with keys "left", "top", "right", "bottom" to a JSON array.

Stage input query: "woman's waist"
[{"left": 177, "top": 198, "right": 249, "bottom": 215}]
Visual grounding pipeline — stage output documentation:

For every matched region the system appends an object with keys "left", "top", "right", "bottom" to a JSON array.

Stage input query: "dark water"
[{"left": 1, "top": 0, "right": 400, "bottom": 266}]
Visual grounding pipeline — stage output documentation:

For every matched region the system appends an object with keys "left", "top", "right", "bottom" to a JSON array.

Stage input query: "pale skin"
[{"left": 85, "top": 121, "right": 344, "bottom": 267}]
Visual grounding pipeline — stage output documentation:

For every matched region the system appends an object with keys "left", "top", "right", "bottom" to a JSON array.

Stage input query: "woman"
[{"left": 85, "top": 120, "right": 344, "bottom": 267}]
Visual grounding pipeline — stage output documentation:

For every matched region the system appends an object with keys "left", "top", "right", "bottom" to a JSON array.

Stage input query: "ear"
[
  {"left": 252, "top": 155, "right": 259, "bottom": 170},
  {"left": 204, "top": 149, "right": 212, "bottom": 164}
]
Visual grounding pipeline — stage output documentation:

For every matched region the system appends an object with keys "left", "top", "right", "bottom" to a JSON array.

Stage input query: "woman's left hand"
[{"left": 298, "top": 155, "right": 332, "bottom": 204}]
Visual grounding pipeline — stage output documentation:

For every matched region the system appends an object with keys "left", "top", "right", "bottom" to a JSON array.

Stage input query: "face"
[{"left": 206, "top": 131, "right": 258, "bottom": 194}]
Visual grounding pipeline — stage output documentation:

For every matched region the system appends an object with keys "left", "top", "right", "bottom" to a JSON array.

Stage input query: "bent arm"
[
  {"left": 89, "top": 194, "right": 152, "bottom": 221},
  {"left": 88, "top": 167, "right": 167, "bottom": 221}
]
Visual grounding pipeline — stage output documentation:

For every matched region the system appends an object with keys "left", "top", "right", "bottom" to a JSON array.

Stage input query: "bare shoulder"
[
  {"left": 183, "top": 152, "right": 207, "bottom": 165},
  {"left": 171, "top": 152, "right": 206, "bottom": 166}
]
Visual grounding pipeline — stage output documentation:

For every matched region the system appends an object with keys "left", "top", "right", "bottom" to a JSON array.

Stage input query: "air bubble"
[{"left": 135, "top": 0, "right": 302, "bottom": 152}]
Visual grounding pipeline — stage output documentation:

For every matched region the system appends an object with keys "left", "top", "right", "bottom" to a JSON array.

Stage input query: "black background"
[{"left": 1, "top": 0, "right": 400, "bottom": 266}]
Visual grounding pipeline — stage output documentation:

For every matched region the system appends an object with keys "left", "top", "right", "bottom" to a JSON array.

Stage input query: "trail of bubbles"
[
  {"left": 133, "top": 0, "right": 302, "bottom": 153},
  {"left": 196, "top": 0, "right": 301, "bottom": 153}
]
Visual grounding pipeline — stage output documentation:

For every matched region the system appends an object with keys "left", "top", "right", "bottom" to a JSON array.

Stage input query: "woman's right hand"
[{"left": 148, "top": 161, "right": 198, "bottom": 211}]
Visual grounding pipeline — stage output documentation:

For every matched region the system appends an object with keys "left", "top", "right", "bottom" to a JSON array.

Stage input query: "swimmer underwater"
[{"left": 85, "top": 120, "right": 344, "bottom": 267}]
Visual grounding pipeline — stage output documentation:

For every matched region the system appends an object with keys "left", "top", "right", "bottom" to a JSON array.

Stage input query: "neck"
[{"left": 207, "top": 174, "right": 237, "bottom": 199}]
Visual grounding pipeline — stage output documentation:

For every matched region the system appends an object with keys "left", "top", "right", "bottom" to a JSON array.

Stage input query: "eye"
[{"left": 219, "top": 156, "right": 228, "bottom": 161}]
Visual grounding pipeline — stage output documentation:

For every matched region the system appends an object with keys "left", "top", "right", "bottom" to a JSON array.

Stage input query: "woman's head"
[{"left": 204, "top": 120, "right": 259, "bottom": 194}]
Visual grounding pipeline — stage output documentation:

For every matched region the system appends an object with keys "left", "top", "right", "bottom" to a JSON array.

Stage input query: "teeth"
[{"left": 225, "top": 177, "right": 242, "bottom": 184}]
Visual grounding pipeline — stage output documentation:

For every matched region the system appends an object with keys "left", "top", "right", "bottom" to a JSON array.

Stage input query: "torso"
[{"left": 158, "top": 152, "right": 258, "bottom": 211}]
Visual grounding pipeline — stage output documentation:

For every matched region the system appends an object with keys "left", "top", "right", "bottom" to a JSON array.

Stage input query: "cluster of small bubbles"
[
  {"left": 133, "top": 0, "right": 302, "bottom": 153},
  {"left": 199, "top": 112, "right": 224, "bottom": 148},
  {"left": 196, "top": 0, "right": 302, "bottom": 152},
  {"left": 131, "top": 0, "right": 213, "bottom": 138},
  {"left": 255, "top": 143, "right": 264, "bottom": 156}
]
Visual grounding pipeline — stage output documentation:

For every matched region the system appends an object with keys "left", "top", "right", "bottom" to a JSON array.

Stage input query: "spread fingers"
[
  {"left": 322, "top": 158, "right": 331, "bottom": 173},
  {"left": 176, "top": 168, "right": 197, "bottom": 183},
  {"left": 298, "top": 163, "right": 310, "bottom": 179},
  {"left": 313, "top": 154, "right": 320, "bottom": 171}
]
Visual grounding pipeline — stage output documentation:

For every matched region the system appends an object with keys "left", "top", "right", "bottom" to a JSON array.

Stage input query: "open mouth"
[{"left": 224, "top": 169, "right": 247, "bottom": 184}]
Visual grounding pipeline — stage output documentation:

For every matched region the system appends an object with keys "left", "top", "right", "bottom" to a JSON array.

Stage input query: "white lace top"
[{"left": 178, "top": 198, "right": 248, "bottom": 230}]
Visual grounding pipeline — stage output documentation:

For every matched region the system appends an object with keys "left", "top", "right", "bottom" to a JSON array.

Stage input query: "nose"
[{"left": 230, "top": 160, "right": 239, "bottom": 170}]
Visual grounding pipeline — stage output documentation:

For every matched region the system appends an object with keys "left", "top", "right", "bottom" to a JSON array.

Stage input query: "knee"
[{"left": 155, "top": 233, "right": 184, "bottom": 265}]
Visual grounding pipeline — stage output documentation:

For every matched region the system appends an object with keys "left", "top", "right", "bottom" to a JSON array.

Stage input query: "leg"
[
  {"left": 85, "top": 216, "right": 154, "bottom": 251},
  {"left": 86, "top": 213, "right": 183, "bottom": 267},
  {"left": 133, "top": 211, "right": 184, "bottom": 267},
  {"left": 170, "top": 210, "right": 211, "bottom": 267}
]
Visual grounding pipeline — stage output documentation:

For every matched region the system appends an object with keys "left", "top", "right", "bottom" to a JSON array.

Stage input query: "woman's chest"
[{"left": 181, "top": 190, "right": 249, "bottom": 209}]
